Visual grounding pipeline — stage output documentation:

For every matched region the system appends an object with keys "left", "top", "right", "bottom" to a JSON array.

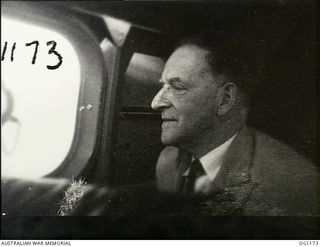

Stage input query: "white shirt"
[{"left": 184, "top": 133, "right": 237, "bottom": 194}]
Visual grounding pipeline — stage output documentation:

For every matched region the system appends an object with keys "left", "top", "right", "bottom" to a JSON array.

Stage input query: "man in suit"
[{"left": 150, "top": 35, "right": 318, "bottom": 216}]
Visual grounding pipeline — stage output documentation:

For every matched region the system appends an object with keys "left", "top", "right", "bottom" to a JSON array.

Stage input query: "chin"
[
  {"left": 161, "top": 137, "right": 174, "bottom": 146},
  {"left": 161, "top": 132, "right": 181, "bottom": 147}
]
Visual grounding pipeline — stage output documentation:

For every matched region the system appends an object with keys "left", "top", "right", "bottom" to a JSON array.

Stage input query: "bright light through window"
[{"left": 1, "top": 17, "right": 81, "bottom": 179}]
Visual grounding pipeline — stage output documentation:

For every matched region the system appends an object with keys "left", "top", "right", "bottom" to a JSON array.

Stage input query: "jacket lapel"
[
  {"left": 200, "top": 126, "right": 255, "bottom": 214},
  {"left": 211, "top": 126, "right": 254, "bottom": 189}
]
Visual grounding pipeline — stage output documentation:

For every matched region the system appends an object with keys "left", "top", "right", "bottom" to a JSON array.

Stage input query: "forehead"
[{"left": 162, "top": 45, "right": 213, "bottom": 82}]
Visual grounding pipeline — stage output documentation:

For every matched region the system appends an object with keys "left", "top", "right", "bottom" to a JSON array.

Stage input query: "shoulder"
[
  {"left": 155, "top": 146, "right": 181, "bottom": 193},
  {"left": 251, "top": 128, "right": 316, "bottom": 176},
  {"left": 155, "top": 146, "right": 192, "bottom": 193},
  {"left": 253, "top": 129, "right": 311, "bottom": 163},
  {"left": 155, "top": 146, "right": 184, "bottom": 177},
  {"left": 156, "top": 146, "right": 180, "bottom": 164},
  {"left": 248, "top": 128, "right": 319, "bottom": 216}
]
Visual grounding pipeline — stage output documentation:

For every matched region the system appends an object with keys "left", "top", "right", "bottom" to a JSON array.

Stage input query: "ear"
[{"left": 217, "top": 82, "right": 237, "bottom": 117}]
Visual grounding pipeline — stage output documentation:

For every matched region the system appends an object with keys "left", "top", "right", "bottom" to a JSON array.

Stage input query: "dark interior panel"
[{"left": 112, "top": 119, "right": 162, "bottom": 186}]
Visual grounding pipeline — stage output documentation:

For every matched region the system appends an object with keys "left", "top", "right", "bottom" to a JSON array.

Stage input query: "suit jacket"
[{"left": 156, "top": 126, "right": 319, "bottom": 216}]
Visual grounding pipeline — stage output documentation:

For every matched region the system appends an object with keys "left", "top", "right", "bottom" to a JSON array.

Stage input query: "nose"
[{"left": 151, "top": 86, "right": 170, "bottom": 111}]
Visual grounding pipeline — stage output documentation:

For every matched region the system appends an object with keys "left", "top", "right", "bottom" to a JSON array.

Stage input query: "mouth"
[
  {"left": 161, "top": 117, "right": 178, "bottom": 129},
  {"left": 162, "top": 118, "right": 178, "bottom": 122}
]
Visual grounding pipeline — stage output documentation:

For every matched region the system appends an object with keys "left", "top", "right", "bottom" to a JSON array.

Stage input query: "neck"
[{"left": 182, "top": 121, "right": 244, "bottom": 159}]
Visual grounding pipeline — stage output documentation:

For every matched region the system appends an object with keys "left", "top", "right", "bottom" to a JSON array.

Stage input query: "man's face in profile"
[{"left": 151, "top": 44, "right": 223, "bottom": 148}]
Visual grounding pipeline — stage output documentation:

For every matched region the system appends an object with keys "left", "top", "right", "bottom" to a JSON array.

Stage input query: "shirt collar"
[{"left": 197, "top": 133, "right": 238, "bottom": 181}]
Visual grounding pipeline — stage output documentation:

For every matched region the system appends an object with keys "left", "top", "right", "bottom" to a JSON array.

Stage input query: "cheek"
[
  {"left": 182, "top": 92, "right": 217, "bottom": 114},
  {"left": 180, "top": 97, "right": 218, "bottom": 126},
  {"left": 170, "top": 85, "right": 219, "bottom": 117}
]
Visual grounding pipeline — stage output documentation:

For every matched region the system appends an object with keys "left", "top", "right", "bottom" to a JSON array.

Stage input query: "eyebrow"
[{"left": 159, "top": 77, "right": 183, "bottom": 84}]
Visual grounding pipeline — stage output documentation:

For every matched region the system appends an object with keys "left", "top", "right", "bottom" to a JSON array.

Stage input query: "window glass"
[
  {"left": 122, "top": 53, "right": 164, "bottom": 107},
  {"left": 1, "top": 17, "right": 81, "bottom": 178}
]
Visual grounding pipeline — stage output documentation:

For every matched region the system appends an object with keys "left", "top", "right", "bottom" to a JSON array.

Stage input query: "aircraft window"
[{"left": 1, "top": 17, "right": 81, "bottom": 179}]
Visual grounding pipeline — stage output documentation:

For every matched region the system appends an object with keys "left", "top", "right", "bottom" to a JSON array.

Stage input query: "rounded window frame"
[{"left": 2, "top": 1, "right": 107, "bottom": 179}]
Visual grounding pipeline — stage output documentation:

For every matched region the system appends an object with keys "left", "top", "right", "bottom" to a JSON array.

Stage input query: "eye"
[
  {"left": 170, "top": 84, "right": 188, "bottom": 95},
  {"left": 168, "top": 81, "right": 186, "bottom": 90},
  {"left": 159, "top": 79, "right": 188, "bottom": 94},
  {"left": 172, "top": 85, "right": 185, "bottom": 91}
]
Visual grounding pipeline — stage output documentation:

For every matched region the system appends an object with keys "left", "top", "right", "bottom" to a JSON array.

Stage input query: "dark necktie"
[{"left": 181, "top": 159, "right": 205, "bottom": 194}]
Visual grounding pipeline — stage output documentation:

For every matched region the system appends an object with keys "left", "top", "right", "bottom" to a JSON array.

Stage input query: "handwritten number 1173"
[{"left": 1, "top": 40, "right": 63, "bottom": 70}]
